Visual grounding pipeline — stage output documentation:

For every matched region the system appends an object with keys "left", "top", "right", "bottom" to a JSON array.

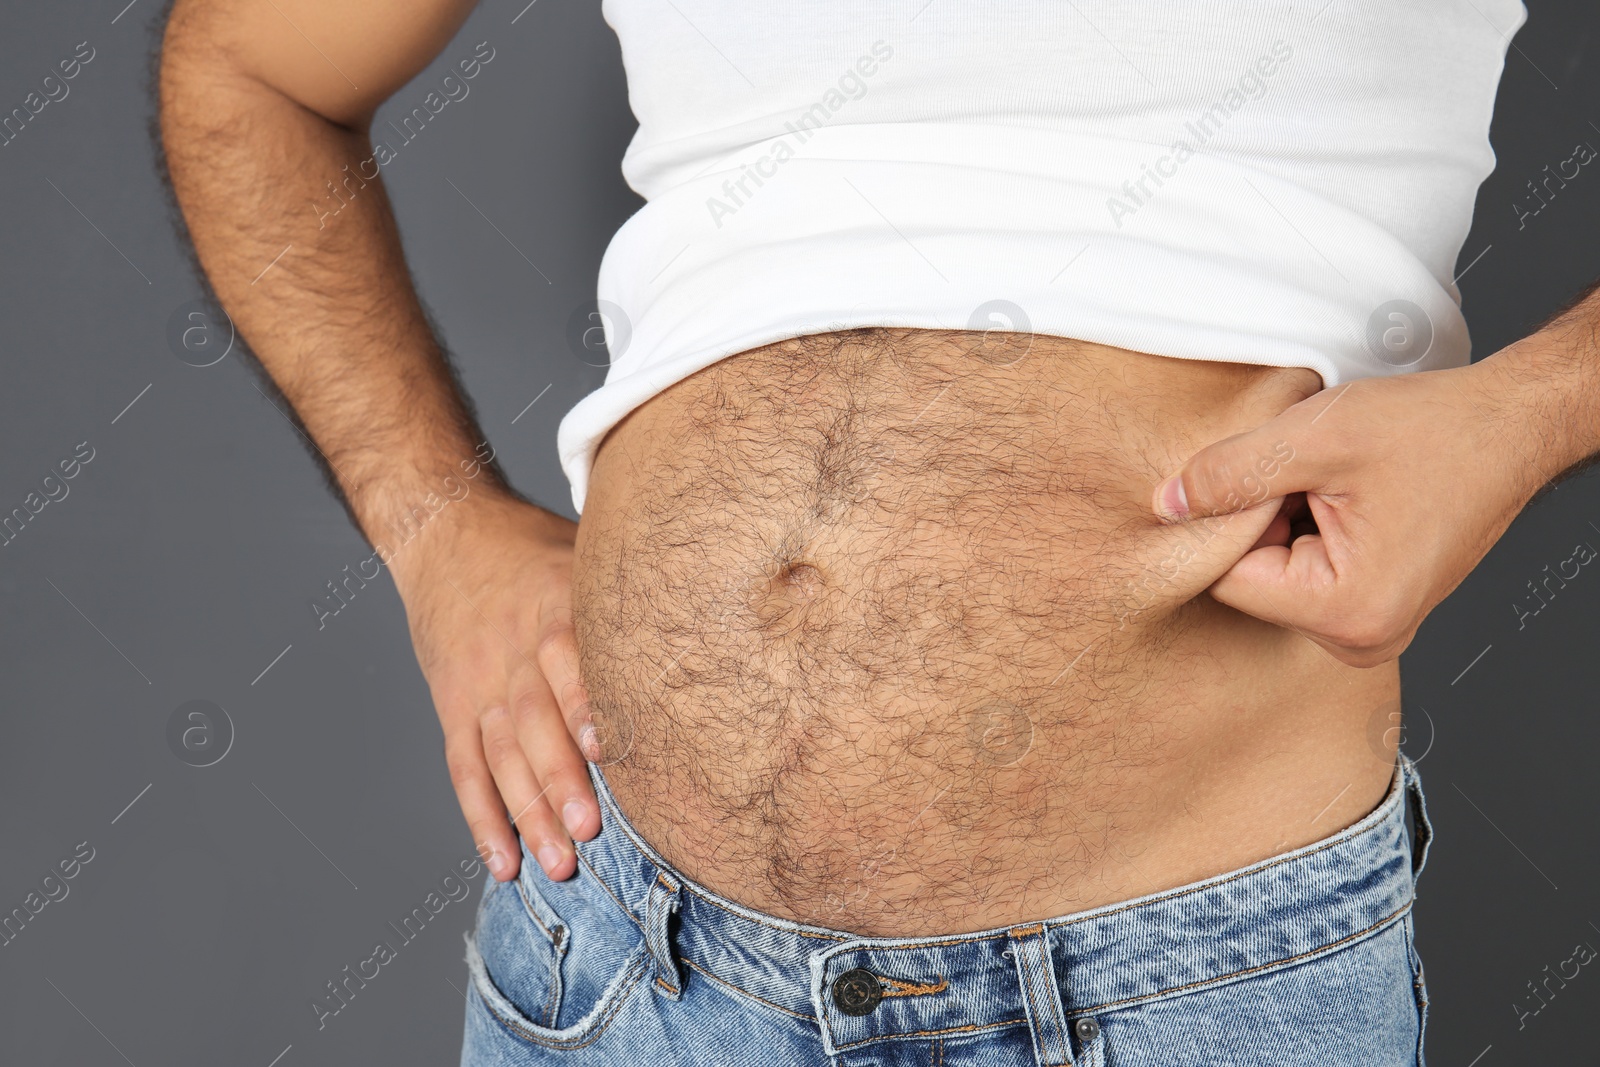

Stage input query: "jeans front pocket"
[
  {"left": 471, "top": 863, "right": 568, "bottom": 1029},
  {"left": 465, "top": 838, "right": 650, "bottom": 1051}
]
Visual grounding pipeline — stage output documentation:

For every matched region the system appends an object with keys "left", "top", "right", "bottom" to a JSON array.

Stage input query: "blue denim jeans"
[{"left": 462, "top": 757, "right": 1432, "bottom": 1066}]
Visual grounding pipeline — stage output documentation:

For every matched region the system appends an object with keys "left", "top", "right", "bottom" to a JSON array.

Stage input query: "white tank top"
[{"left": 557, "top": 0, "right": 1527, "bottom": 512}]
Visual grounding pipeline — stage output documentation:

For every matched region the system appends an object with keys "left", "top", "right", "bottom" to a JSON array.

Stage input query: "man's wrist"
[
  {"left": 375, "top": 479, "right": 574, "bottom": 594},
  {"left": 343, "top": 441, "right": 528, "bottom": 576},
  {"left": 1472, "top": 330, "right": 1600, "bottom": 488}
]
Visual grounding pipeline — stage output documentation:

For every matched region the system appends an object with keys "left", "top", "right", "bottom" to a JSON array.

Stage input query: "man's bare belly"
[{"left": 572, "top": 327, "right": 1400, "bottom": 937}]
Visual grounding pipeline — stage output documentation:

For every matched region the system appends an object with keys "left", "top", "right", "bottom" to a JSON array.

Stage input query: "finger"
[
  {"left": 442, "top": 728, "right": 520, "bottom": 883},
  {"left": 506, "top": 662, "right": 601, "bottom": 843},
  {"left": 534, "top": 616, "right": 594, "bottom": 754},
  {"left": 1153, "top": 417, "right": 1332, "bottom": 523},
  {"left": 1211, "top": 488, "right": 1349, "bottom": 608},
  {"left": 1211, "top": 532, "right": 1337, "bottom": 619},
  {"left": 1125, "top": 495, "right": 1286, "bottom": 615},
  {"left": 1209, "top": 496, "right": 1407, "bottom": 665},
  {"left": 1209, "top": 534, "right": 1374, "bottom": 662},
  {"left": 478, "top": 705, "right": 576, "bottom": 880},
  {"left": 1244, "top": 495, "right": 1297, "bottom": 553}
]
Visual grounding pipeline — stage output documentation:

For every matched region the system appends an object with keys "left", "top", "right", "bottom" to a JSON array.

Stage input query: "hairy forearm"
[
  {"left": 1474, "top": 278, "right": 1600, "bottom": 495},
  {"left": 160, "top": 30, "right": 541, "bottom": 559}
]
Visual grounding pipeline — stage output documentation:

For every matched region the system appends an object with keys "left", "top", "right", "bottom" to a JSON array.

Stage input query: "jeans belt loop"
[
  {"left": 1007, "top": 922, "right": 1076, "bottom": 1067},
  {"left": 644, "top": 868, "right": 684, "bottom": 1000},
  {"left": 1401, "top": 754, "right": 1433, "bottom": 888}
]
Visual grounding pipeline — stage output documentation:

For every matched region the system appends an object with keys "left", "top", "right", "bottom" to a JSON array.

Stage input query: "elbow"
[
  {"left": 158, "top": 2, "right": 371, "bottom": 142},
  {"left": 158, "top": 5, "right": 245, "bottom": 143}
]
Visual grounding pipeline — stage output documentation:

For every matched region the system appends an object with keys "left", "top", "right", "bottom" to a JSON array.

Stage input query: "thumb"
[{"left": 1152, "top": 425, "right": 1317, "bottom": 523}]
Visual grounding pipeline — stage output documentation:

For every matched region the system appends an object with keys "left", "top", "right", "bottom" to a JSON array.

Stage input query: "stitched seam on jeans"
[
  {"left": 542, "top": 955, "right": 560, "bottom": 1028},
  {"left": 678, "top": 956, "right": 814, "bottom": 1022},
  {"left": 510, "top": 880, "right": 562, "bottom": 1026},
  {"left": 1039, "top": 942, "right": 1072, "bottom": 1067},
  {"left": 1016, "top": 943, "right": 1049, "bottom": 1063},
  {"left": 852, "top": 933, "right": 989, "bottom": 951},
  {"left": 1040, "top": 950, "right": 1071, "bottom": 1067},
  {"left": 482, "top": 953, "right": 648, "bottom": 1050},
  {"left": 1018, "top": 937, "right": 1070, "bottom": 1066},
  {"left": 880, "top": 975, "right": 949, "bottom": 998},
  {"left": 575, "top": 852, "right": 643, "bottom": 931},
  {"left": 834, "top": 1016, "right": 1028, "bottom": 1050},
  {"left": 1050, "top": 818, "right": 1400, "bottom": 933},
  {"left": 513, "top": 879, "right": 554, "bottom": 940},
  {"left": 651, "top": 951, "right": 681, "bottom": 996},
  {"left": 576, "top": 851, "right": 820, "bottom": 1009},
  {"left": 1078, "top": 900, "right": 1413, "bottom": 1014},
  {"left": 1016, "top": 941, "right": 1061, "bottom": 1064},
  {"left": 645, "top": 883, "right": 679, "bottom": 994}
]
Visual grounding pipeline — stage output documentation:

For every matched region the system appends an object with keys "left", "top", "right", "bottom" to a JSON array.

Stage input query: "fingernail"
[
  {"left": 562, "top": 799, "right": 588, "bottom": 835},
  {"left": 487, "top": 850, "right": 510, "bottom": 879},
  {"left": 1156, "top": 476, "right": 1188, "bottom": 522},
  {"left": 578, "top": 723, "right": 598, "bottom": 761},
  {"left": 537, "top": 843, "right": 564, "bottom": 874}
]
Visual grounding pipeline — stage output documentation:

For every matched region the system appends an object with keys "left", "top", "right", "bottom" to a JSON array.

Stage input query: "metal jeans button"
[
  {"left": 832, "top": 968, "right": 883, "bottom": 1016},
  {"left": 1074, "top": 1016, "right": 1101, "bottom": 1041}
]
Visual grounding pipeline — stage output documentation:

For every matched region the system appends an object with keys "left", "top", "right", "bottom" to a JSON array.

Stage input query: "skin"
[
  {"left": 160, "top": 0, "right": 597, "bottom": 883},
  {"left": 575, "top": 333, "right": 1404, "bottom": 933},
  {"left": 161, "top": 0, "right": 1600, "bottom": 903},
  {"left": 1151, "top": 320, "right": 1600, "bottom": 664}
]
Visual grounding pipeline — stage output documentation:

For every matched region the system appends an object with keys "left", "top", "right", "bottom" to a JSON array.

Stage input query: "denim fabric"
[{"left": 461, "top": 757, "right": 1432, "bottom": 1066}]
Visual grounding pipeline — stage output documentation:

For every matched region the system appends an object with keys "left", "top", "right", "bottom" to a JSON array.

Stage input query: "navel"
[{"left": 751, "top": 559, "right": 830, "bottom": 630}]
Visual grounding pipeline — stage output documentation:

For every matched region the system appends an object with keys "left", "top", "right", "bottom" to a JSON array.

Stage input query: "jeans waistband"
[{"left": 575, "top": 757, "right": 1429, "bottom": 1055}]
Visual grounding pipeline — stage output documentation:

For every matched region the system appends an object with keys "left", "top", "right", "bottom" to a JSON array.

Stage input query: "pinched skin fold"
[{"left": 572, "top": 328, "right": 1401, "bottom": 938}]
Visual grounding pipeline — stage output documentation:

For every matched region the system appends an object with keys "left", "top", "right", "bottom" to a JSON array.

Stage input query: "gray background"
[{"left": 0, "top": 1, "right": 1596, "bottom": 1063}]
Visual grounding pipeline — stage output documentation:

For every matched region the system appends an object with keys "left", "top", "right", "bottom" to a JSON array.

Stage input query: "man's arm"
[
  {"left": 161, "top": 0, "right": 598, "bottom": 880},
  {"left": 1492, "top": 281, "right": 1600, "bottom": 487},
  {"left": 1149, "top": 282, "right": 1600, "bottom": 667}
]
